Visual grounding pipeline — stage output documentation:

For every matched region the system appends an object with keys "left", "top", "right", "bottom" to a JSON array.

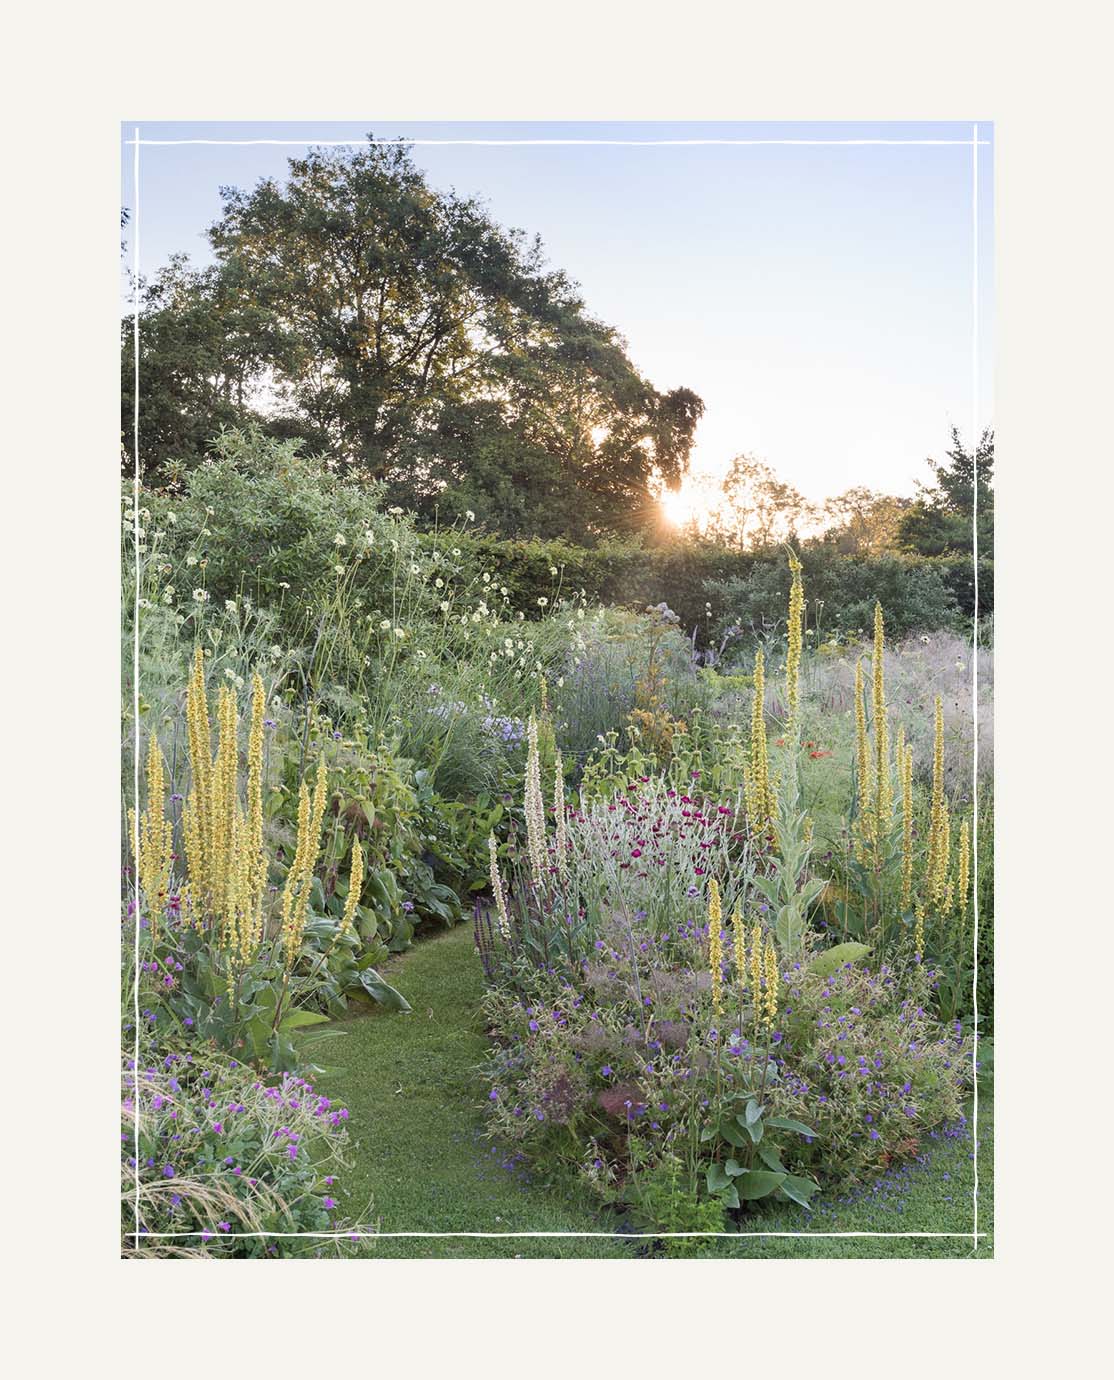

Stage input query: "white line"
[
  {"left": 127, "top": 138, "right": 992, "bottom": 148},
  {"left": 131, "top": 1229, "right": 989, "bottom": 1241},
  {"left": 131, "top": 125, "right": 142, "bottom": 1255},
  {"left": 970, "top": 120, "right": 981, "bottom": 1254},
  {"left": 125, "top": 130, "right": 990, "bottom": 1252}
]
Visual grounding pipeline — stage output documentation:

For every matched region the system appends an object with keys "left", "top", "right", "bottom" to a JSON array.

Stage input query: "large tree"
[
  {"left": 897, "top": 426, "right": 994, "bottom": 557},
  {"left": 124, "top": 138, "right": 702, "bottom": 539},
  {"left": 817, "top": 486, "right": 911, "bottom": 555},
  {"left": 704, "top": 454, "right": 816, "bottom": 551}
]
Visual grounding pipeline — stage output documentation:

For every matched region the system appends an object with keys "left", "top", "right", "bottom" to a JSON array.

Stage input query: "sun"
[{"left": 659, "top": 486, "right": 698, "bottom": 527}]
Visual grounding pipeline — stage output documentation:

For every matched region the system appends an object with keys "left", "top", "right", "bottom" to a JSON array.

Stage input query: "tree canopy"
[
  {"left": 122, "top": 138, "right": 703, "bottom": 542},
  {"left": 897, "top": 426, "right": 994, "bottom": 557}
]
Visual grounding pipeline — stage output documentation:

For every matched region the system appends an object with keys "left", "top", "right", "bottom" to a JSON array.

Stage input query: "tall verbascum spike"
[
  {"left": 926, "top": 696, "right": 948, "bottom": 911},
  {"left": 731, "top": 909, "right": 746, "bottom": 995},
  {"left": 900, "top": 741, "right": 914, "bottom": 910},
  {"left": 247, "top": 674, "right": 267, "bottom": 908},
  {"left": 134, "top": 730, "right": 173, "bottom": 945},
  {"left": 488, "top": 833, "right": 512, "bottom": 942},
  {"left": 763, "top": 936, "right": 779, "bottom": 1027},
  {"left": 524, "top": 715, "right": 546, "bottom": 884},
  {"left": 281, "top": 780, "right": 313, "bottom": 969},
  {"left": 553, "top": 750, "right": 567, "bottom": 881},
  {"left": 288, "top": 754, "right": 330, "bottom": 960},
  {"left": 785, "top": 554, "right": 804, "bottom": 736},
  {"left": 210, "top": 685, "right": 239, "bottom": 922},
  {"left": 749, "top": 923, "right": 763, "bottom": 1032},
  {"left": 339, "top": 836, "right": 363, "bottom": 937},
  {"left": 956, "top": 817, "right": 971, "bottom": 926},
  {"left": 185, "top": 647, "right": 213, "bottom": 908},
  {"left": 872, "top": 603, "right": 892, "bottom": 827},
  {"left": 707, "top": 879, "right": 724, "bottom": 1016},
  {"left": 931, "top": 801, "right": 951, "bottom": 912},
  {"left": 748, "top": 648, "right": 774, "bottom": 833},
  {"left": 854, "top": 659, "right": 873, "bottom": 858}
]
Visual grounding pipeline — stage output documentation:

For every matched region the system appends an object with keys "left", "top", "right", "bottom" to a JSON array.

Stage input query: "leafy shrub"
[{"left": 711, "top": 551, "right": 963, "bottom": 644}]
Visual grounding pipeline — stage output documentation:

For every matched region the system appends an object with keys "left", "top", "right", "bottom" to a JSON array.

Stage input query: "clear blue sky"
[{"left": 122, "top": 121, "right": 993, "bottom": 508}]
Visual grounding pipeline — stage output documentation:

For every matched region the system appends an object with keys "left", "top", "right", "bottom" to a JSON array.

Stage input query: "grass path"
[{"left": 312, "top": 924, "right": 993, "bottom": 1259}]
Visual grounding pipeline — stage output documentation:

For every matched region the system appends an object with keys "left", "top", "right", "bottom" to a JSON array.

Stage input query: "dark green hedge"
[{"left": 432, "top": 532, "right": 991, "bottom": 644}]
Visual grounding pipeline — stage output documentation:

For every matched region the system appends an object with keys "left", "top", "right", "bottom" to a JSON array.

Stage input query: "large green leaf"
[
  {"left": 775, "top": 901, "right": 804, "bottom": 951},
  {"left": 756, "top": 1143, "right": 786, "bottom": 1173},
  {"left": 357, "top": 968, "right": 411, "bottom": 1012},
  {"left": 278, "top": 1009, "right": 331, "bottom": 1032},
  {"left": 765, "top": 1115, "right": 819, "bottom": 1139},
  {"left": 717, "top": 1120, "right": 749, "bottom": 1148},
  {"left": 778, "top": 1173, "right": 820, "bottom": 1209},
  {"left": 809, "top": 942, "right": 872, "bottom": 978},
  {"left": 733, "top": 1169, "right": 786, "bottom": 1200},
  {"left": 706, "top": 1163, "right": 731, "bottom": 1194}
]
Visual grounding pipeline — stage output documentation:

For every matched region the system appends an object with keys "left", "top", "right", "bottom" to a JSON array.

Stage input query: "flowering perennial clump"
[{"left": 130, "top": 731, "right": 174, "bottom": 946}]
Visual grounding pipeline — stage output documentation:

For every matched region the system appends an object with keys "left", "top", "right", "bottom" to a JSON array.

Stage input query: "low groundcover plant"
[{"left": 121, "top": 1043, "right": 368, "bottom": 1257}]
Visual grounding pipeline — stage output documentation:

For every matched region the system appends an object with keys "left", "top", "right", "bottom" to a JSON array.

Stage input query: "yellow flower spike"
[
  {"left": 707, "top": 879, "right": 724, "bottom": 1016},
  {"left": 914, "top": 899, "right": 925, "bottom": 958},
  {"left": 926, "top": 695, "right": 947, "bottom": 908},
  {"left": 872, "top": 602, "right": 892, "bottom": 828},
  {"left": 339, "top": 836, "right": 363, "bottom": 937},
  {"left": 133, "top": 731, "right": 173, "bottom": 946},
  {"left": 933, "top": 801, "right": 951, "bottom": 913},
  {"left": 731, "top": 908, "right": 746, "bottom": 996},
  {"left": 247, "top": 673, "right": 266, "bottom": 905},
  {"left": 749, "top": 923, "right": 763, "bottom": 1033},
  {"left": 854, "top": 658, "right": 874, "bottom": 859},
  {"left": 748, "top": 648, "right": 775, "bottom": 834},
  {"left": 900, "top": 742, "right": 914, "bottom": 910},
  {"left": 281, "top": 780, "right": 312, "bottom": 970},
  {"left": 956, "top": 818, "right": 971, "bottom": 926},
  {"left": 184, "top": 647, "right": 213, "bottom": 908},
  {"left": 763, "top": 936, "right": 779, "bottom": 1028},
  {"left": 785, "top": 554, "right": 804, "bottom": 735}
]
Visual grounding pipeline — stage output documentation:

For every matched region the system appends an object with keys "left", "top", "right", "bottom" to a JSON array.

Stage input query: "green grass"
[{"left": 310, "top": 924, "right": 993, "bottom": 1259}]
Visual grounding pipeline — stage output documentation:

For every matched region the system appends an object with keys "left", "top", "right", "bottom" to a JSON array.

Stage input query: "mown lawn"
[{"left": 310, "top": 924, "right": 992, "bottom": 1259}]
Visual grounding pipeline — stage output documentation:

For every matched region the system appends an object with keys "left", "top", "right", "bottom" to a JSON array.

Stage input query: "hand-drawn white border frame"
[{"left": 126, "top": 123, "right": 989, "bottom": 1256}]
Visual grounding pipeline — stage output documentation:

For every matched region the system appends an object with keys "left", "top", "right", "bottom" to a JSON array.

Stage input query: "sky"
[{"left": 121, "top": 121, "right": 994, "bottom": 519}]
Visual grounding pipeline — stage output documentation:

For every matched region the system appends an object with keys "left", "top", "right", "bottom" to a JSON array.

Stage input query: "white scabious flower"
[
  {"left": 192, "top": 588, "right": 209, "bottom": 603},
  {"left": 488, "top": 834, "right": 512, "bottom": 941},
  {"left": 553, "top": 750, "right": 568, "bottom": 881},
  {"left": 333, "top": 532, "right": 347, "bottom": 546},
  {"left": 524, "top": 715, "right": 547, "bottom": 885}
]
